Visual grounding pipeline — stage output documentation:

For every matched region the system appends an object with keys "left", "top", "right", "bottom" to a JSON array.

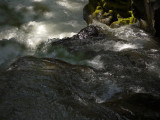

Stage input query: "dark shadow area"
[
  {"left": 0, "top": 1, "right": 24, "bottom": 27},
  {"left": 154, "top": 8, "right": 160, "bottom": 37}
]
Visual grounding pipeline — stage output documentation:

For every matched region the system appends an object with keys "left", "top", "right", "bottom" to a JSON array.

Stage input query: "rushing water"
[
  {"left": 0, "top": 0, "right": 87, "bottom": 68},
  {"left": 0, "top": 0, "right": 160, "bottom": 120}
]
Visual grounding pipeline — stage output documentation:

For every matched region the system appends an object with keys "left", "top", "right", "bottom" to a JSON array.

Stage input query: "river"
[{"left": 0, "top": 0, "right": 160, "bottom": 120}]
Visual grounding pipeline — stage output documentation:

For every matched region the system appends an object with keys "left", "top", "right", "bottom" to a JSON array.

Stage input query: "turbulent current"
[
  {"left": 0, "top": 0, "right": 160, "bottom": 120},
  {"left": 0, "top": 0, "right": 87, "bottom": 67}
]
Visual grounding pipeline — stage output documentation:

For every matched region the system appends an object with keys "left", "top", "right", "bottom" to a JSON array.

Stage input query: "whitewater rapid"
[
  {"left": 0, "top": 0, "right": 88, "bottom": 48},
  {"left": 0, "top": 0, "right": 88, "bottom": 67}
]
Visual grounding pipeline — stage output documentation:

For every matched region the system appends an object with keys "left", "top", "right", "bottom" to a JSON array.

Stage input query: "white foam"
[
  {"left": 146, "top": 62, "right": 160, "bottom": 77},
  {"left": 87, "top": 55, "right": 104, "bottom": 69},
  {"left": 56, "top": 0, "right": 84, "bottom": 11},
  {"left": 92, "top": 20, "right": 152, "bottom": 49},
  {"left": 0, "top": 0, "right": 88, "bottom": 48},
  {"left": 129, "top": 86, "right": 145, "bottom": 93},
  {"left": 114, "top": 43, "right": 138, "bottom": 51}
]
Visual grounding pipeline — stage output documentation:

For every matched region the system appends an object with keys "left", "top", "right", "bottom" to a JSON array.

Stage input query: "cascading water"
[
  {"left": 0, "top": 0, "right": 160, "bottom": 120},
  {"left": 0, "top": 0, "right": 88, "bottom": 68}
]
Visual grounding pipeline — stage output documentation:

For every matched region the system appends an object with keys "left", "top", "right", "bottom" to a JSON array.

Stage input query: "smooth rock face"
[{"left": 0, "top": 56, "right": 119, "bottom": 120}]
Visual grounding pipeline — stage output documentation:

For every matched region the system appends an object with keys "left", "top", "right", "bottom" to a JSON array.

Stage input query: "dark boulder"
[{"left": 73, "top": 25, "right": 102, "bottom": 39}]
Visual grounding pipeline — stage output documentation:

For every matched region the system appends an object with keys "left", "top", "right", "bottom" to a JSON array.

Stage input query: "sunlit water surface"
[{"left": 0, "top": 0, "right": 88, "bottom": 66}]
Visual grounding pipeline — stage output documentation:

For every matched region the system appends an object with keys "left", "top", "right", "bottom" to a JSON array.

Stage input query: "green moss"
[
  {"left": 88, "top": 0, "right": 131, "bottom": 17},
  {"left": 101, "top": 0, "right": 105, "bottom": 2},
  {"left": 103, "top": 10, "right": 113, "bottom": 18},
  {"left": 92, "top": 9, "right": 103, "bottom": 15},
  {"left": 85, "top": 0, "right": 135, "bottom": 26},
  {"left": 103, "top": 2, "right": 107, "bottom": 8},
  {"left": 128, "top": 11, "right": 136, "bottom": 24},
  {"left": 103, "top": 12, "right": 107, "bottom": 16},
  {"left": 96, "top": 6, "right": 102, "bottom": 10},
  {"left": 92, "top": 7, "right": 103, "bottom": 18},
  {"left": 111, "top": 10, "right": 136, "bottom": 28}
]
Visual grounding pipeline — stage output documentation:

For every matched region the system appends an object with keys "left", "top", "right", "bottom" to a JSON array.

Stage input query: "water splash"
[
  {"left": 92, "top": 20, "right": 153, "bottom": 51},
  {"left": 0, "top": 0, "right": 88, "bottom": 66},
  {"left": 0, "top": 0, "right": 88, "bottom": 48}
]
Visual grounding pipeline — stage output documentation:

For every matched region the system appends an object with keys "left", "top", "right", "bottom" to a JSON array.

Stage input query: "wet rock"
[
  {"left": 121, "top": 51, "right": 148, "bottom": 68},
  {"left": 73, "top": 25, "right": 102, "bottom": 39},
  {"left": 50, "top": 33, "right": 160, "bottom": 119},
  {"left": 1, "top": 27, "right": 160, "bottom": 120},
  {"left": 83, "top": 0, "right": 131, "bottom": 25},
  {"left": 0, "top": 56, "right": 119, "bottom": 120},
  {"left": 104, "top": 93, "right": 160, "bottom": 120}
]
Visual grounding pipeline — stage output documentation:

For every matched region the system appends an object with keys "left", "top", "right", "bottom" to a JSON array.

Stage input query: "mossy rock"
[
  {"left": 89, "top": 0, "right": 131, "bottom": 17},
  {"left": 92, "top": 9, "right": 103, "bottom": 18},
  {"left": 83, "top": 0, "right": 132, "bottom": 25},
  {"left": 103, "top": 10, "right": 113, "bottom": 17},
  {"left": 110, "top": 11, "right": 136, "bottom": 28}
]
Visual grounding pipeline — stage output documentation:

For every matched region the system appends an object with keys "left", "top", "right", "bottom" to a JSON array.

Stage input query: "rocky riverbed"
[{"left": 0, "top": 0, "right": 160, "bottom": 120}]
